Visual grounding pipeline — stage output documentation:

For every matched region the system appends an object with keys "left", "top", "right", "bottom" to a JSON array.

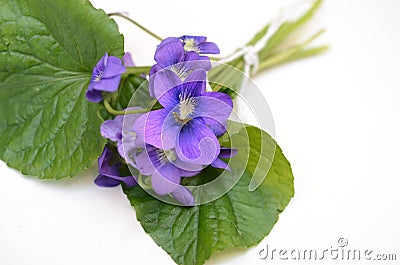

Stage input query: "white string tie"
[{"left": 215, "top": 0, "right": 315, "bottom": 79}]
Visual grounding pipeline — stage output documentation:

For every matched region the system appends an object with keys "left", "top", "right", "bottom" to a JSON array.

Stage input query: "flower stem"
[
  {"left": 124, "top": 66, "right": 152, "bottom": 75},
  {"left": 258, "top": 45, "right": 328, "bottom": 72},
  {"left": 258, "top": 29, "right": 326, "bottom": 72},
  {"left": 103, "top": 100, "right": 149, "bottom": 115},
  {"left": 108, "top": 12, "right": 163, "bottom": 41},
  {"left": 148, "top": 98, "right": 158, "bottom": 108}
]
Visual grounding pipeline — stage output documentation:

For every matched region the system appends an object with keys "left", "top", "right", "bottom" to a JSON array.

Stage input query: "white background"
[{"left": 1, "top": 0, "right": 399, "bottom": 264}]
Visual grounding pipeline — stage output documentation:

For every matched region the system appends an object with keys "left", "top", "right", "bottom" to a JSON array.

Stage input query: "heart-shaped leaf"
[
  {"left": 0, "top": 0, "right": 124, "bottom": 178},
  {"left": 124, "top": 125, "right": 294, "bottom": 265}
]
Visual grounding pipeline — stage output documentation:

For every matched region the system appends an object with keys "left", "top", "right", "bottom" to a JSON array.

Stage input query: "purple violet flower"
[
  {"left": 122, "top": 52, "right": 135, "bottom": 67},
  {"left": 94, "top": 145, "right": 137, "bottom": 188},
  {"left": 149, "top": 37, "right": 212, "bottom": 97},
  {"left": 86, "top": 53, "right": 126, "bottom": 103},
  {"left": 100, "top": 110, "right": 144, "bottom": 163},
  {"left": 134, "top": 69, "right": 233, "bottom": 165},
  {"left": 151, "top": 38, "right": 206, "bottom": 79},
  {"left": 134, "top": 145, "right": 201, "bottom": 205},
  {"left": 180, "top": 35, "right": 220, "bottom": 55}
]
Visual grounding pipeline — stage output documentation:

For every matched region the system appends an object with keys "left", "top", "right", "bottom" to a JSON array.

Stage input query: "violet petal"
[
  {"left": 100, "top": 116, "right": 123, "bottom": 142},
  {"left": 151, "top": 163, "right": 181, "bottom": 195},
  {"left": 219, "top": 147, "right": 238, "bottom": 158},
  {"left": 193, "top": 92, "right": 233, "bottom": 123},
  {"left": 154, "top": 37, "right": 184, "bottom": 68},
  {"left": 91, "top": 75, "right": 121, "bottom": 92},
  {"left": 135, "top": 109, "right": 180, "bottom": 150},
  {"left": 198, "top": 42, "right": 220, "bottom": 54},
  {"left": 122, "top": 52, "right": 135, "bottom": 67},
  {"left": 171, "top": 186, "right": 195, "bottom": 206},
  {"left": 176, "top": 118, "right": 220, "bottom": 165},
  {"left": 153, "top": 70, "right": 182, "bottom": 108},
  {"left": 94, "top": 174, "right": 121, "bottom": 187},
  {"left": 85, "top": 89, "right": 103, "bottom": 103},
  {"left": 211, "top": 158, "right": 231, "bottom": 171}
]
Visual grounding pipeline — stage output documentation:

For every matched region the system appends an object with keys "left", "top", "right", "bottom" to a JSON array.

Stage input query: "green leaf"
[
  {"left": 208, "top": 64, "right": 248, "bottom": 96},
  {"left": 259, "top": 0, "right": 323, "bottom": 59},
  {"left": 123, "top": 124, "right": 294, "bottom": 265},
  {"left": 109, "top": 74, "right": 145, "bottom": 111},
  {"left": 0, "top": 0, "right": 124, "bottom": 179},
  {"left": 282, "top": 45, "right": 329, "bottom": 63},
  {"left": 120, "top": 75, "right": 155, "bottom": 109},
  {"left": 258, "top": 29, "right": 326, "bottom": 72}
]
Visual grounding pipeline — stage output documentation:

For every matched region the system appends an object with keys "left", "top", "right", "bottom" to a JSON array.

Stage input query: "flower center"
[
  {"left": 179, "top": 97, "right": 196, "bottom": 120},
  {"left": 156, "top": 149, "right": 176, "bottom": 165},
  {"left": 123, "top": 131, "right": 137, "bottom": 142},
  {"left": 173, "top": 91, "right": 197, "bottom": 124},
  {"left": 170, "top": 64, "right": 190, "bottom": 81},
  {"left": 94, "top": 70, "right": 103, "bottom": 82},
  {"left": 184, "top": 38, "right": 200, "bottom": 53}
]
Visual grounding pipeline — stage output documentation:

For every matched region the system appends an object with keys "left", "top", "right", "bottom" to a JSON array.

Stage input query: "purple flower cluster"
[{"left": 89, "top": 36, "right": 236, "bottom": 206}]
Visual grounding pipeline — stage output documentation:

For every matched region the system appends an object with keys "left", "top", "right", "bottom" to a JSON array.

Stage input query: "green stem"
[
  {"left": 96, "top": 108, "right": 106, "bottom": 122},
  {"left": 124, "top": 66, "right": 152, "bottom": 75},
  {"left": 258, "top": 52, "right": 296, "bottom": 71},
  {"left": 258, "top": 45, "right": 329, "bottom": 71},
  {"left": 148, "top": 98, "right": 158, "bottom": 108},
  {"left": 258, "top": 29, "right": 326, "bottom": 72},
  {"left": 108, "top": 13, "right": 163, "bottom": 41},
  {"left": 103, "top": 100, "right": 149, "bottom": 115}
]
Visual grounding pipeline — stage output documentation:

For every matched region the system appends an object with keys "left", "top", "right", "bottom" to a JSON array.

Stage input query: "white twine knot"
[
  {"left": 243, "top": 45, "right": 260, "bottom": 77},
  {"left": 216, "top": 44, "right": 263, "bottom": 78},
  {"left": 216, "top": 0, "right": 316, "bottom": 79}
]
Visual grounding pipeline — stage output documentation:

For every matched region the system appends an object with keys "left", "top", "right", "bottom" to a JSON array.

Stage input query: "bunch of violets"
[{"left": 86, "top": 36, "right": 237, "bottom": 205}]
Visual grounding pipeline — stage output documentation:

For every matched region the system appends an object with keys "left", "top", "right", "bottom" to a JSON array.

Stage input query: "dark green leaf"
[
  {"left": 110, "top": 74, "right": 146, "bottom": 111},
  {"left": 124, "top": 124, "right": 294, "bottom": 265},
  {"left": 0, "top": 0, "right": 124, "bottom": 178}
]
